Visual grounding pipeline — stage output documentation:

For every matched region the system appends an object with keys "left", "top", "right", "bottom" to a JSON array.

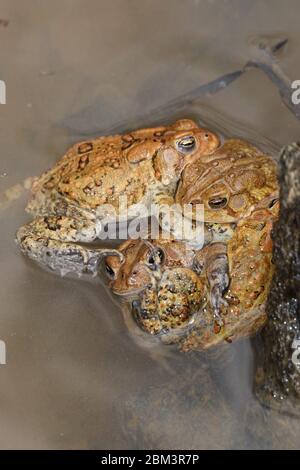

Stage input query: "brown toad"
[
  {"left": 174, "top": 138, "right": 279, "bottom": 325},
  {"left": 16, "top": 119, "right": 219, "bottom": 275},
  {"left": 176, "top": 139, "right": 279, "bottom": 224},
  {"left": 104, "top": 219, "right": 276, "bottom": 350},
  {"left": 104, "top": 236, "right": 229, "bottom": 345},
  {"left": 181, "top": 205, "right": 278, "bottom": 351}
]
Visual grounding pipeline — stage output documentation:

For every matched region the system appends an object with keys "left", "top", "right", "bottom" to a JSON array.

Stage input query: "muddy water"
[{"left": 0, "top": 0, "right": 300, "bottom": 449}]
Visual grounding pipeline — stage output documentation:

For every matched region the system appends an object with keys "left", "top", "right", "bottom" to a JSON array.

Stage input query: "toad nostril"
[{"left": 191, "top": 199, "right": 202, "bottom": 206}]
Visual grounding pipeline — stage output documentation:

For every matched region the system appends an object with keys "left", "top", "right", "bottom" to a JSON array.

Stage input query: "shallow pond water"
[{"left": 0, "top": 0, "right": 300, "bottom": 450}]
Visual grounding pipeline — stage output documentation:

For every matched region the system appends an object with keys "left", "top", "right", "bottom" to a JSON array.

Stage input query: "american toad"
[
  {"left": 104, "top": 211, "right": 277, "bottom": 350},
  {"left": 181, "top": 206, "right": 278, "bottom": 350},
  {"left": 104, "top": 236, "right": 224, "bottom": 346},
  {"left": 176, "top": 139, "right": 278, "bottom": 224},
  {"left": 175, "top": 138, "right": 279, "bottom": 320},
  {"left": 16, "top": 119, "right": 219, "bottom": 275}
]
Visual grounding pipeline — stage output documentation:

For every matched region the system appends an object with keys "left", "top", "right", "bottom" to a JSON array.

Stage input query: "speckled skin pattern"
[
  {"left": 16, "top": 119, "right": 219, "bottom": 275},
  {"left": 176, "top": 139, "right": 278, "bottom": 224},
  {"left": 104, "top": 216, "right": 277, "bottom": 351},
  {"left": 16, "top": 122, "right": 279, "bottom": 352},
  {"left": 103, "top": 138, "right": 279, "bottom": 350},
  {"left": 181, "top": 206, "right": 278, "bottom": 351}
]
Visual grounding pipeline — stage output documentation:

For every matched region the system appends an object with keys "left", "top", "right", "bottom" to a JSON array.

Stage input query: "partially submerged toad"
[
  {"left": 176, "top": 139, "right": 278, "bottom": 224},
  {"left": 104, "top": 237, "right": 225, "bottom": 343},
  {"left": 103, "top": 138, "right": 279, "bottom": 350},
  {"left": 16, "top": 119, "right": 219, "bottom": 275},
  {"left": 104, "top": 210, "right": 277, "bottom": 351},
  {"left": 16, "top": 121, "right": 279, "bottom": 352}
]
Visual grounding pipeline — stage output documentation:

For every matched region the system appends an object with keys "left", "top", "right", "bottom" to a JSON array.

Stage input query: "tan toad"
[
  {"left": 103, "top": 138, "right": 280, "bottom": 350},
  {"left": 176, "top": 139, "right": 279, "bottom": 224},
  {"left": 104, "top": 217, "right": 276, "bottom": 350},
  {"left": 104, "top": 236, "right": 228, "bottom": 346},
  {"left": 16, "top": 119, "right": 219, "bottom": 275}
]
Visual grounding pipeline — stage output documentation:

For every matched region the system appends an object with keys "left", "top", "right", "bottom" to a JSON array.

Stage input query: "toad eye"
[
  {"left": 176, "top": 136, "right": 196, "bottom": 153},
  {"left": 208, "top": 197, "right": 228, "bottom": 209},
  {"left": 105, "top": 263, "right": 116, "bottom": 279},
  {"left": 269, "top": 198, "right": 279, "bottom": 209},
  {"left": 148, "top": 248, "right": 165, "bottom": 267}
]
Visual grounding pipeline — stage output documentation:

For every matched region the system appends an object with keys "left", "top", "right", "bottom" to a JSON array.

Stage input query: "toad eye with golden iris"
[{"left": 177, "top": 136, "right": 196, "bottom": 153}]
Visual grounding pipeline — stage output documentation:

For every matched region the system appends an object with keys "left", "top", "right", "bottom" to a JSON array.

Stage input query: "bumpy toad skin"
[
  {"left": 225, "top": 208, "right": 277, "bottom": 315},
  {"left": 16, "top": 119, "right": 219, "bottom": 275},
  {"left": 176, "top": 139, "right": 279, "bottom": 224},
  {"left": 104, "top": 237, "right": 229, "bottom": 345},
  {"left": 105, "top": 237, "right": 197, "bottom": 295},
  {"left": 171, "top": 138, "right": 279, "bottom": 343},
  {"left": 181, "top": 205, "right": 279, "bottom": 351},
  {"left": 105, "top": 204, "right": 277, "bottom": 350}
]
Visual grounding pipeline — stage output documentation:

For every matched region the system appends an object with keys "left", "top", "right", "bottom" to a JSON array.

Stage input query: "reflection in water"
[{"left": 0, "top": 177, "right": 34, "bottom": 211}]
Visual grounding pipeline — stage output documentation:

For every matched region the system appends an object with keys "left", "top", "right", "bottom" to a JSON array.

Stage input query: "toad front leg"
[{"left": 16, "top": 215, "right": 121, "bottom": 277}]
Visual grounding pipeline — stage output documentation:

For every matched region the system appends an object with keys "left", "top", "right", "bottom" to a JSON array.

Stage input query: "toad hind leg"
[{"left": 16, "top": 215, "right": 113, "bottom": 277}]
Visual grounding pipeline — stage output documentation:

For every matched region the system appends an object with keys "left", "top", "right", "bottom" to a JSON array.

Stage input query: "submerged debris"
[{"left": 255, "top": 142, "right": 300, "bottom": 415}]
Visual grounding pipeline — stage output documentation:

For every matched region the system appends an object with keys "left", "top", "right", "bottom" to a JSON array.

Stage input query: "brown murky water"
[{"left": 0, "top": 0, "right": 300, "bottom": 449}]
